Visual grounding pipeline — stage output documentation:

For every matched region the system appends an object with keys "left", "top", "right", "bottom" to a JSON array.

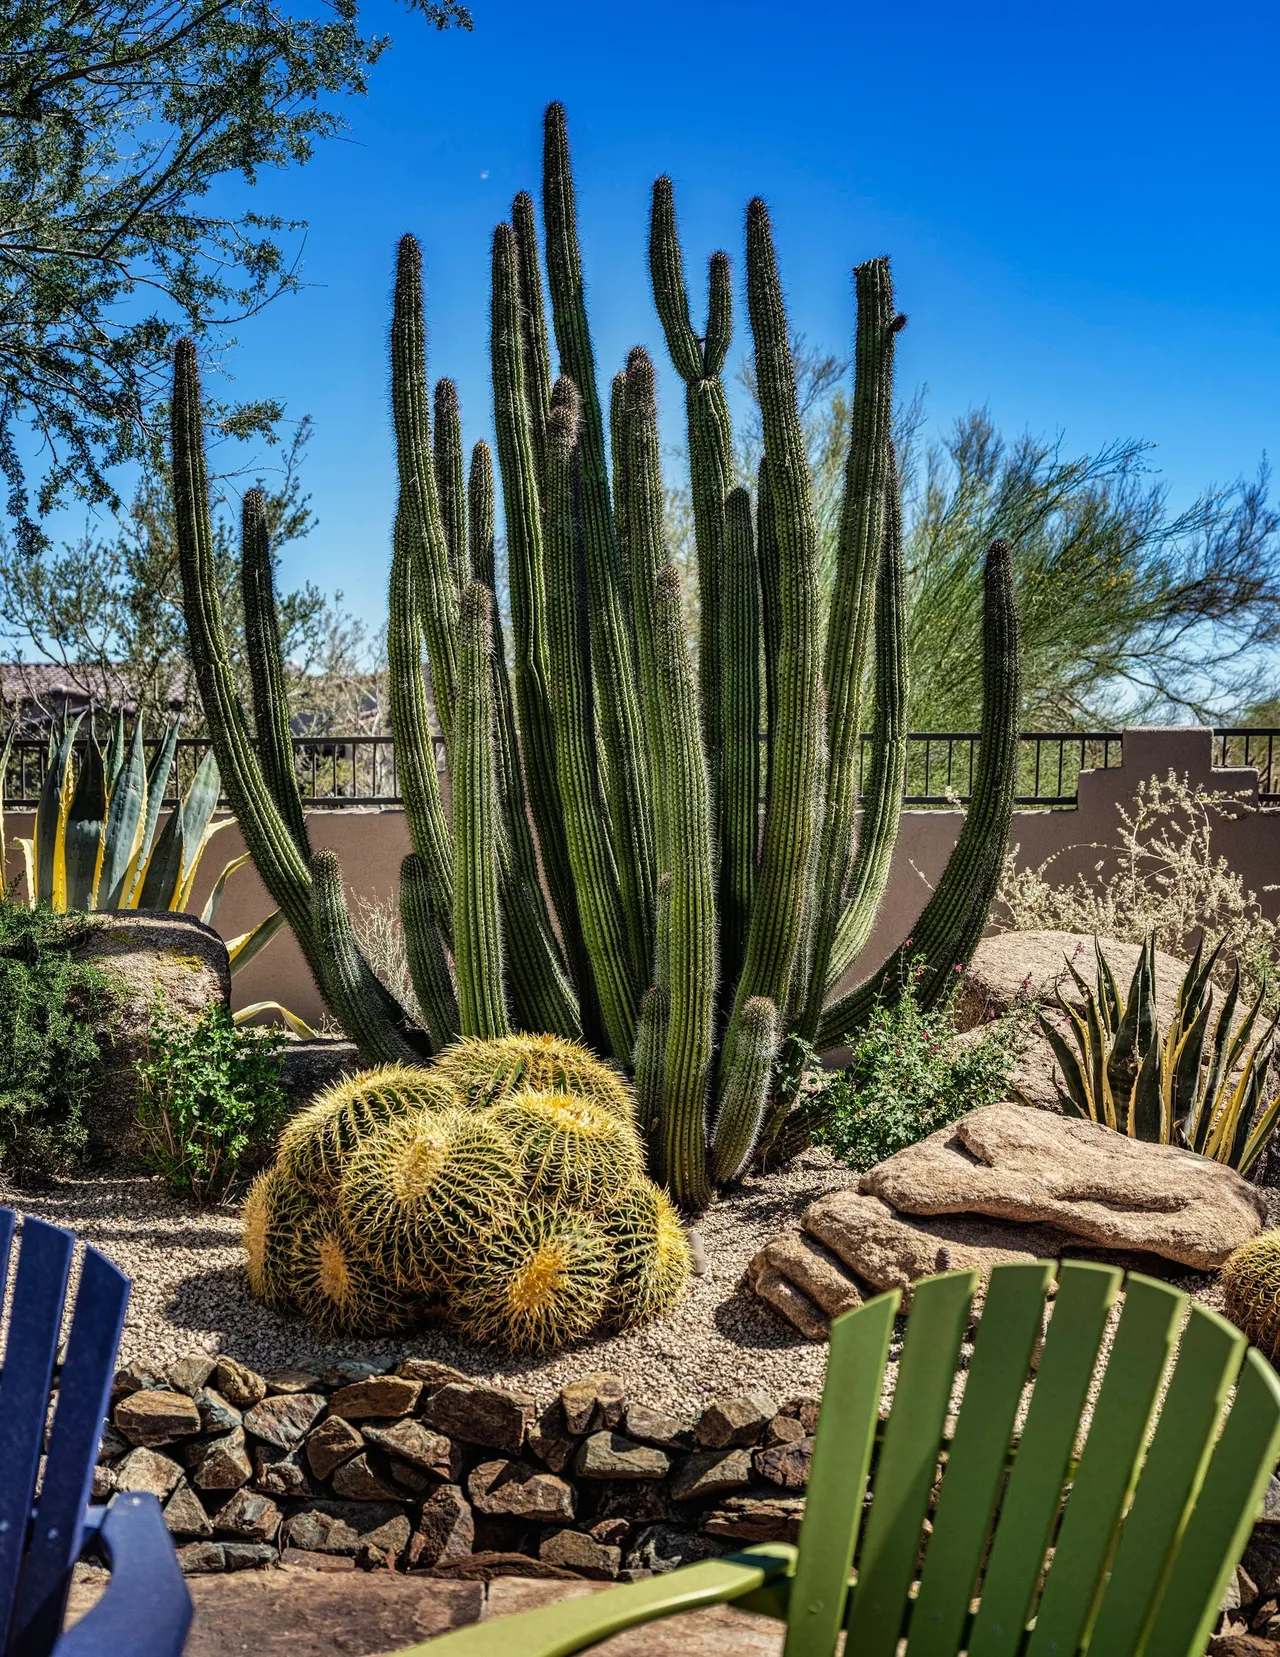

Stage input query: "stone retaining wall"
[
  {"left": 99, "top": 1348, "right": 1280, "bottom": 1639},
  {"left": 99, "top": 1354, "right": 813, "bottom": 1581}
]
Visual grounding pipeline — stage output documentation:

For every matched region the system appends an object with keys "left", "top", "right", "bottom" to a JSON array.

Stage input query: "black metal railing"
[
  {"left": 1213, "top": 730, "right": 1280, "bottom": 805},
  {"left": 861, "top": 731, "right": 1124, "bottom": 807},
  {"left": 1, "top": 730, "right": 1129, "bottom": 810},
  {"left": 7, "top": 727, "right": 1278, "bottom": 811}
]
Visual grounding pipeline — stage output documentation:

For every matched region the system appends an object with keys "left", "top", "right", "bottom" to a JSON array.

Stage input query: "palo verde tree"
[
  {"left": 175, "top": 105, "right": 1022, "bottom": 1208},
  {"left": 0, "top": 0, "right": 470, "bottom": 555}
]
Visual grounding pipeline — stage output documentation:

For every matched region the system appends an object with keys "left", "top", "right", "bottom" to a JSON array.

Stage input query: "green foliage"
[
  {"left": 0, "top": 0, "right": 470, "bottom": 555},
  {"left": 722, "top": 354, "right": 1280, "bottom": 726},
  {"left": 0, "top": 904, "right": 108, "bottom": 1181},
  {"left": 178, "top": 105, "right": 1024, "bottom": 1208},
  {"left": 813, "top": 960, "right": 1030, "bottom": 1171},
  {"left": 136, "top": 997, "right": 289, "bottom": 1201},
  {"left": 1040, "top": 933, "right": 1280, "bottom": 1173}
]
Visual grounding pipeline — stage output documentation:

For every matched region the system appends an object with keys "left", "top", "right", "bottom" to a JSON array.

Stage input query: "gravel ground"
[
  {"left": 1, "top": 1150, "right": 857, "bottom": 1413},
  {"left": 8, "top": 1153, "right": 1272, "bottom": 1420}
]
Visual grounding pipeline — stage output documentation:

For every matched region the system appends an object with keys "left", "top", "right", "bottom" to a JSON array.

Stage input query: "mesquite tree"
[{"left": 174, "top": 104, "right": 1022, "bottom": 1208}]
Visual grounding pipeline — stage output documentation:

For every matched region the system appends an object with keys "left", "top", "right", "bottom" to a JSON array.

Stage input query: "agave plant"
[
  {"left": 0, "top": 713, "right": 282, "bottom": 974},
  {"left": 1036, "top": 934, "right": 1280, "bottom": 1173}
]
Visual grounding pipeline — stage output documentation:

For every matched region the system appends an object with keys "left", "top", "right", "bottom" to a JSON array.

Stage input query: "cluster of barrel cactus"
[
  {"left": 175, "top": 104, "right": 1023, "bottom": 1207},
  {"left": 242, "top": 1035, "right": 691, "bottom": 1351}
]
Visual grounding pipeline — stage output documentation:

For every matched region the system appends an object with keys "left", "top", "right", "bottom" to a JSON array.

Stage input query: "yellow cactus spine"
[
  {"left": 452, "top": 1200, "right": 615, "bottom": 1354},
  {"left": 491, "top": 1089, "right": 643, "bottom": 1208}
]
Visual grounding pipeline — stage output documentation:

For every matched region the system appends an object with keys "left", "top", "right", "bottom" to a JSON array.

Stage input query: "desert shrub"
[
  {"left": 136, "top": 999, "right": 289, "bottom": 1202},
  {"left": 995, "top": 771, "right": 1280, "bottom": 1002},
  {"left": 0, "top": 905, "right": 109, "bottom": 1183},
  {"left": 813, "top": 962, "right": 1030, "bottom": 1171}
]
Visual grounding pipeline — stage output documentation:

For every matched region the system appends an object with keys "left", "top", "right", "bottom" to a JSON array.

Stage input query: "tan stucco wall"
[{"left": 9, "top": 725, "right": 1276, "bottom": 1029}]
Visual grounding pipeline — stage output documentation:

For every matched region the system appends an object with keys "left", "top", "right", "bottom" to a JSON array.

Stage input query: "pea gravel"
[{"left": 1, "top": 1151, "right": 859, "bottom": 1412}]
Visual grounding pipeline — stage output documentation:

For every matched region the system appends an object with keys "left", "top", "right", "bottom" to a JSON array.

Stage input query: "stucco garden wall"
[{"left": 7, "top": 725, "right": 1275, "bottom": 1029}]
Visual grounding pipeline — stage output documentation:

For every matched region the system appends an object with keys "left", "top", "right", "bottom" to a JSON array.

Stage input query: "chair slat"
[
  {"left": 1025, "top": 1273, "right": 1185, "bottom": 1657},
  {"left": 843, "top": 1270, "right": 978, "bottom": 1657},
  {"left": 782, "top": 1290, "right": 899, "bottom": 1657},
  {"left": 10, "top": 1246, "right": 130, "bottom": 1657},
  {"left": 1086, "top": 1304, "right": 1244, "bottom": 1657},
  {"left": 0, "top": 1208, "right": 16, "bottom": 1312},
  {"left": 969, "top": 1262, "right": 1122, "bottom": 1657},
  {"left": 907, "top": 1261, "right": 1054, "bottom": 1657},
  {"left": 1142, "top": 1350, "right": 1280, "bottom": 1657},
  {"left": 0, "top": 1219, "right": 73, "bottom": 1650}
]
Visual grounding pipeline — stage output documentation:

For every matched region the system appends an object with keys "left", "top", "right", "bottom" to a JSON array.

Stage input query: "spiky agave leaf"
[
  {"left": 1220, "top": 1230, "right": 1280, "bottom": 1362},
  {"left": 277, "top": 1065, "right": 457, "bottom": 1198},
  {"left": 339, "top": 1106, "right": 521, "bottom": 1290},
  {"left": 432, "top": 1032, "right": 636, "bottom": 1122},
  {"left": 286, "top": 1204, "right": 422, "bottom": 1336},
  {"left": 242, "top": 1164, "right": 313, "bottom": 1310},
  {"left": 452, "top": 1201, "right": 614, "bottom": 1354},
  {"left": 491, "top": 1089, "right": 642, "bottom": 1209},
  {"left": 602, "top": 1178, "right": 692, "bottom": 1329}
]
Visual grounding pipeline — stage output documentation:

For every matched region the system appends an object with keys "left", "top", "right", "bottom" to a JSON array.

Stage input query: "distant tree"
[
  {"left": 0, "top": 0, "right": 471, "bottom": 554},
  {"left": 0, "top": 420, "right": 382, "bottom": 731},
  {"left": 666, "top": 343, "right": 1280, "bottom": 729}
]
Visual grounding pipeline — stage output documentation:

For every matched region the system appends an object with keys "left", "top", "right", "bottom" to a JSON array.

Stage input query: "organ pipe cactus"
[{"left": 175, "top": 103, "right": 1023, "bottom": 1208}]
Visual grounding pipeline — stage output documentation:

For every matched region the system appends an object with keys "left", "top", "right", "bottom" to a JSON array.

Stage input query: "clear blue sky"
[{"left": 203, "top": 0, "right": 1279, "bottom": 636}]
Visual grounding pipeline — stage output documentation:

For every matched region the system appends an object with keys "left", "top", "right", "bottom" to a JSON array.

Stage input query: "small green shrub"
[
  {"left": 813, "top": 960, "right": 1031, "bottom": 1171},
  {"left": 136, "top": 999, "right": 288, "bottom": 1202},
  {"left": 0, "top": 905, "right": 109, "bottom": 1183}
]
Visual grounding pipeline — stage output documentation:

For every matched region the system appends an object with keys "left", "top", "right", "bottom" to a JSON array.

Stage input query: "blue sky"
[{"left": 184, "top": 0, "right": 1280, "bottom": 633}]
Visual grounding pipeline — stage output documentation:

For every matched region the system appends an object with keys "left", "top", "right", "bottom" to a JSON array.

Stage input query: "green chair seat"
[{"left": 394, "top": 1262, "right": 1280, "bottom": 1657}]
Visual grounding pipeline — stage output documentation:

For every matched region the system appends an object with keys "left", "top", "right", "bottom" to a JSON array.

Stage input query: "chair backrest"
[
  {"left": 0, "top": 1208, "right": 130, "bottom": 1657},
  {"left": 783, "top": 1260, "right": 1280, "bottom": 1657}
]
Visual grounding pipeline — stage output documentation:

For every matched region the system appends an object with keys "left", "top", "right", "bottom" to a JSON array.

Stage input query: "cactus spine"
[
  {"left": 544, "top": 377, "right": 637, "bottom": 1059},
  {"left": 178, "top": 107, "right": 1024, "bottom": 1211},
  {"left": 241, "top": 487, "right": 310, "bottom": 859},
  {"left": 454, "top": 583, "right": 509, "bottom": 1038}
]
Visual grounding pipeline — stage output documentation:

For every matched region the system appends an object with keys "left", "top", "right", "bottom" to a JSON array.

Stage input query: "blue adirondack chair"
[{"left": 0, "top": 1207, "right": 192, "bottom": 1657}]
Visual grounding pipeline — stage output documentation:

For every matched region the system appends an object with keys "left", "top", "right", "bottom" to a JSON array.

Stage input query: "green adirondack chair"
[{"left": 400, "top": 1261, "right": 1280, "bottom": 1657}]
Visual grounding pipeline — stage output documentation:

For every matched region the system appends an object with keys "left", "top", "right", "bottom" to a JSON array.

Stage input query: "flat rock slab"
[
  {"left": 860, "top": 1102, "right": 1265, "bottom": 1269},
  {"left": 65, "top": 1569, "right": 784, "bottom": 1657},
  {"left": 803, "top": 1192, "right": 1082, "bottom": 1296}
]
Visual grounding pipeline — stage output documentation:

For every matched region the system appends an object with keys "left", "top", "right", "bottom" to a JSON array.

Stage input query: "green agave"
[
  {"left": 1036, "top": 934, "right": 1280, "bottom": 1174},
  {"left": 0, "top": 713, "right": 282, "bottom": 975}
]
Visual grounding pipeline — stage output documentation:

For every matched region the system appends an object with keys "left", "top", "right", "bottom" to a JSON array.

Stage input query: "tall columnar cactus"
[{"left": 176, "top": 105, "right": 1024, "bottom": 1210}]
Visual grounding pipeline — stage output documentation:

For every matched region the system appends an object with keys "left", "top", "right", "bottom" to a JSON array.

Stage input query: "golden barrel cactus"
[
  {"left": 430, "top": 1033, "right": 636, "bottom": 1122},
  {"left": 1221, "top": 1230, "right": 1280, "bottom": 1361},
  {"left": 492, "top": 1089, "right": 643, "bottom": 1209},
  {"left": 452, "top": 1201, "right": 615, "bottom": 1354}
]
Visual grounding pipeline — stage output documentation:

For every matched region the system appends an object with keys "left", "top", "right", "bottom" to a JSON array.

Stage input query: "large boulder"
[
  {"left": 959, "top": 931, "right": 1195, "bottom": 1111},
  {"left": 861, "top": 1101, "right": 1265, "bottom": 1270},
  {"left": 73, "top": 912, "right": 230, "bottom": 1159},
  {"left": 959, "top": 931, "right": 1189, "bottom": 1031}
]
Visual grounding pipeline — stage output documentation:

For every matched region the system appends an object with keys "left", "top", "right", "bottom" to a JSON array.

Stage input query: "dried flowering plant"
[{"left": 994, "top": 771, "right": 1280, "bottom": 1004}]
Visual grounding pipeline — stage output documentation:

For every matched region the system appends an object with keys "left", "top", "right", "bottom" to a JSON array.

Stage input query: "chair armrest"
[
  {"left": 392, "top": 1543, "right": 797, "bottom": 1657},
  {"left": 54, "top": 1495, "right": 193, "bottom": 1657}
]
